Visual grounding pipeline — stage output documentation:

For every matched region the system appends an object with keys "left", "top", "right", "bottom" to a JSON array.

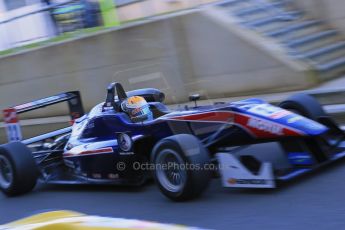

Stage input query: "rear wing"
[{"left": 3, "top": 91, "right": 84, "bottom": 142}]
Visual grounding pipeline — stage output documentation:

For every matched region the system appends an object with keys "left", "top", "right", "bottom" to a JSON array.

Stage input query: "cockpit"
[{"left": 102, "top": 82, "right": 170, "bottom": 122}]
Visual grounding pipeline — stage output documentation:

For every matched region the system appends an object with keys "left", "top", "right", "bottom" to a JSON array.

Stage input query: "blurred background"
[
  {"left": 1, "top": 0, "right": 345, "bottom": 141},
  {"left": 0, "top": 0, "right": 216, "bottom": 50}
]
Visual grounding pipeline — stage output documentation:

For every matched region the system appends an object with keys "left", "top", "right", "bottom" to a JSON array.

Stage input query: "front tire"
[
  {"left": 151, "top": 134, "right": 211, "bottom": 201},
  {"left": 0, "top": 142, "right": 38, "bottom": 196},
  {"left": 279, "top": 93, "right": 326, "bottom": 119},
  {"left": 279, "top": 93, "right": 330, "bottom": 162}
]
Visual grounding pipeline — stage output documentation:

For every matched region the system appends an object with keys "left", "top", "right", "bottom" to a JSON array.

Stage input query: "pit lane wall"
[{"left": 0, "top": 9, "right": 313, "bottom": 120}]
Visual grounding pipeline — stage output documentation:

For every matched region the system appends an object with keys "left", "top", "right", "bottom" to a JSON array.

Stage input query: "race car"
[{"left": 0, "top": 82, "right": 344, "bottom": 201}]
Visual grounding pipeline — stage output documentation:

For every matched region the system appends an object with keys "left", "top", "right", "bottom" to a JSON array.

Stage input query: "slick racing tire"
[
  {"left": 151, "top": 134, "right": 211, "bottom": 201},
  {"left": 279, "top": 93, "right": 329, "bottom": 162},
  {"left": 0, "top": 142, "right": 38, "bottom": 196},
  {"left": 279, "top": 93, "right": 326, "bottom": 120}
]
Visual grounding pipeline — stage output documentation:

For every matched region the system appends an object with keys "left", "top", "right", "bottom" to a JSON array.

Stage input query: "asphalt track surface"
[{"left": 2, "top": 158, "right": 345, "bottom": 230}]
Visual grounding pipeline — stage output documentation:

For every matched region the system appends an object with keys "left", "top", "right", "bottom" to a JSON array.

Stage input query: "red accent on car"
[
  {"left": 168, "top": 111, "right": 234, "bottom": 122},
  {"left": 235, "top": 113, "right": 303, "bottom": 138},
  {"left": 3, "top": 108, "right": 18, "bottom": 124},
  {"left": 64, "top": 147, "right": 114, "bottom": 157}
]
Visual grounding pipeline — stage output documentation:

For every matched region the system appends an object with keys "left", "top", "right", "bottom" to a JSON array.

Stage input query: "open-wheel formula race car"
[{"left": 0, "top": 82, "right": 345, "bottom": 201}]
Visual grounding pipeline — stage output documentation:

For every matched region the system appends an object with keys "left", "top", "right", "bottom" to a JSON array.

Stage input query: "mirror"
[{"left": 189, "top": 94, "right": 201, "bottom": 107}]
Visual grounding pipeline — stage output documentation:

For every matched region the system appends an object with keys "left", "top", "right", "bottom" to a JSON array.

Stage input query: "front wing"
[{"left": 217, "top": 139, "right": 345, "bottom": 188}]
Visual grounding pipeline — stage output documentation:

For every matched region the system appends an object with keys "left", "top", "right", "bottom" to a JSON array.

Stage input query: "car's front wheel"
[
  {"left": 151, "top": 134, "right": 211, "bottom": 201},
  {"left": 279, "top": 93, "right": 333, "bottom": 162},
  {"left": 279, "top": 93, "right": 327, "bottom": 119}
]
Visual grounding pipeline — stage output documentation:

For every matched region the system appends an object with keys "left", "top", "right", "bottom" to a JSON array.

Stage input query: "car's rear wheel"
[
  {"left": 151, "top": 134, "right": 211, "bottom": 201},
  {"left": 0, "top": 142, "right": 38, "bottom": 196}
]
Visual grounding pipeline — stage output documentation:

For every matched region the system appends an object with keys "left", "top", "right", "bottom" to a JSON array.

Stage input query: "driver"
[{"left": 121, "top": 96, "right": 153, "bottom": 122}]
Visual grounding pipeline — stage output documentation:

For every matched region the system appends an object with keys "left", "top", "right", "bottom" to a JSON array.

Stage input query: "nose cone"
[
  {"left": 238, "top": 103, "right": 328, "bottom": 136},
  {"left": 281, "top": 114, "right": 329, "bottom": 136}
]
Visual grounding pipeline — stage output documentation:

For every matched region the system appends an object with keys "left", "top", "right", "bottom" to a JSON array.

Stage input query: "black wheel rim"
[
  {"left": 0, "top": 155, "right": 13, "bottom": 189},
  {"left": 155, "top": 149, "right": 187, "bottom": 193}
]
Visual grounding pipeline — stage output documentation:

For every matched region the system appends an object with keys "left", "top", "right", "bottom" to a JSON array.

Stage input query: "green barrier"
[{"left": 99, "top": 0, "right": 120, "bottom": 27}]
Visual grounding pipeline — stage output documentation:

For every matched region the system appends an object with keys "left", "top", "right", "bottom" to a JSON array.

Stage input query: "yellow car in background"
[{"left": 0, "top": 211, "right": 207, "bottom": 230}]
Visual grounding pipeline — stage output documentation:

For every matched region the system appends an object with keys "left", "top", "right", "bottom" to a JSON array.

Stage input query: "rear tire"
[
  {"left": 151, "top": 134, "right": 211, "bottom": 201},
  {"left": 0, "top": 142, "right": 38, "bottom": 196}
]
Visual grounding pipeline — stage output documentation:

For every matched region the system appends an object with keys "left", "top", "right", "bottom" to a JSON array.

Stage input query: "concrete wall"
[
  {"left": 0, "top": 10, "right": 313, "bottom": 119},
  {"left": 293, "top": 0, "right": 345, "bottom": 33},
  {"left": 182, "top": 10, "right": 312, "bottom": 98}
]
